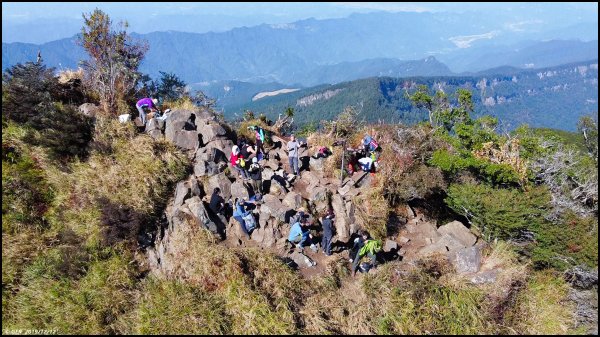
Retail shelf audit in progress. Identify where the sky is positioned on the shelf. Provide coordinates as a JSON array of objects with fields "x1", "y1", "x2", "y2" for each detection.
[{"x1": 2, "y1": 2, "x2": 598, "y2": 44}]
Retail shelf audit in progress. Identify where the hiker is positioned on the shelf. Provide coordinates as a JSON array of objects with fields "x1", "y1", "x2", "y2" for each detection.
[
  {"x1": 321, "y1": 211, "x2": 334, "y2": 256},
  {"x1": 250, "y1": 125, "x2": 266, "y2": 156},
  {"x1": 287, "y1": 134, "x2": 300, "y2": 175},
  {"x1": 358, "y1": 156, "x2": 374, "y2": 172},
  {"x1": 209, "y1": 187, "x2": 226, "y2": 215},
  {"x1": 314, "y1": 146, "x2": 332, "y2": 159},
  {"x1": 351, "y1": 231, "x2": 381, "y2": 277},
  {"x1": 248, "y1": 157, "x2": 263, "y2": 196},
  {"x1": 238, "y1": 136, "x2": 256, "y2": 160},
  {"x1": 290, "y1": 210, "x2": 306, "y2": 225},
  {"x1": 346, "y1": 149, "x2": 359, "y2": 175},
  {"x1": 288, "y1": 218, "x2": 312, "y2": 251},
  {"x1": 230, "y1": 145, "x2": 250, "y2": 180},
  {"x1": 232, "y1": 198, "x2": 256, "y2": 239},
  {"x1": 362, "y1": 133, "x2": 380, "y2": 153},
  {"x1": 135, "y1": 97, "x2": 158, "y2": 126}
]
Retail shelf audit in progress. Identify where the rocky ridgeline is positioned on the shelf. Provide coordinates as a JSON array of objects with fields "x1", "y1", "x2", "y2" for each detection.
[{"x1": 144, "y1": 109, "x2": 492, "y2": 280}]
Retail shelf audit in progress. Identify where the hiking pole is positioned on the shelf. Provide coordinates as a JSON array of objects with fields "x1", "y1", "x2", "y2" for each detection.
[{"x1": 340, "y1": 140, "x2": 345, "y2": 185}]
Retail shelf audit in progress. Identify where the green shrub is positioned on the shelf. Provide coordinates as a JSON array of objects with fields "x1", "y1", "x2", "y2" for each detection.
[
  {"x1": 430, "y1": 149, "x2": 521, "y2": 186},
  {"x1": 445, "y1": 183, "x2": 550, "y2": 241},
  {"x1": 2, "y1": 62, "x2": 57, "y2": 124},
  {"x1": 531, "y1": 212, "x2": 598, "y2": 270},
  {"x1": 2, "y1": 137, "x2": 54, "y2": 233}
]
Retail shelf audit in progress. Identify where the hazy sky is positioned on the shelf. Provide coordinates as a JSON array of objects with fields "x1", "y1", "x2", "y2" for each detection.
[{"x1": 3, "y1": 2, "x2": 597, "y2": 44}]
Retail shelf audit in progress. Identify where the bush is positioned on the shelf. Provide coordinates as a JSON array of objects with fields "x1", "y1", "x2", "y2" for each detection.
[
  {"x1": 2, "y1": 62, "x2": 57, "y2": 124},
  {"x1": 383, "y1": 163, "x2": 446, "y2": 204},
  {"x1": 531, "y1": 212, "x2": 598, "y2": 270},
  {"x1": 445, "y1": 183, "x2": 550, "y2": 241},
  {"x1": 99, "y1": 197, "x2": 146, "y2": 247},
  {"x1": 430, "y1": 149, "x2": 522, "y2": 186},
  {"x1": 2, "y1": 134, "x2": 54, "y2": 233},
  {"x1": 26, "y1": 103, "x2": 94, "y2": 160}
]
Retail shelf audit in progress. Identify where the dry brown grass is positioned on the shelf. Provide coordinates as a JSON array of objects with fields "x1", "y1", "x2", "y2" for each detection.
[
  {"x1": 57, "y1": 68, "x2": 84, "y2": 84},
  {"x1": 511, "y1": 270, "x2": 577, "y2": 334},
  {"x1": 71, "y1": 118, "x2": 189, "y2": 215},
  {"x1": 162, "y1": 97, "x2": 199, "y2": 111}
]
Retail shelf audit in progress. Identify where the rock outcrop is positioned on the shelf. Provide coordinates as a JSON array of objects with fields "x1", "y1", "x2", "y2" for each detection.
[{"x1": 145, "y1": 108, "x2": 485, "y2": 278}]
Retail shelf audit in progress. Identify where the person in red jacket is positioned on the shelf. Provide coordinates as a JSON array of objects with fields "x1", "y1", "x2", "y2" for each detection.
[{"x1": 230, "y1": 145, "x2": 250, "y2": 180}]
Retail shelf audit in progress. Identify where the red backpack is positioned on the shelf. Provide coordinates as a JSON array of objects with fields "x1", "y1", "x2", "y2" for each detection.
[{"x1": 369, "y1": 139, "x2": 379, "y2": 151}]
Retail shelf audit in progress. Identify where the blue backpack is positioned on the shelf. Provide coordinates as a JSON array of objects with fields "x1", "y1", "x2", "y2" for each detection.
[{"x1": 243, "y1": 212, "x2": 256, "y2": 232}]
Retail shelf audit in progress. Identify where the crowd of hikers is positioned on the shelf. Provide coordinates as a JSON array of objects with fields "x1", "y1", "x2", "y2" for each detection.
[
  {"x1": 224, "y1": 123, "x2": 384, "y2": 274},
  {"x1": 131, "y1": 96, "x2": 384, "y2": 275},
  {"x1": 346, "y1": 133, "x2": 382, "y2": 174}
]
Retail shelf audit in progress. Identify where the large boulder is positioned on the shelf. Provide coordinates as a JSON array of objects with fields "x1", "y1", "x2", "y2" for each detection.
[
  {"x1": 418, "y1": 233, "x2": 465, "y2": 257},
  {"x1": 231, "y1": 180, "x2": 249, "y2": 200},
  {"x1": 171, "y1": 130, "x2": 199, "y2": 151},
  {"x1": 251, "y1": 218, "x2": 282, "y2": 248},
  {"x1": 194, "y1": 107, "x2": 217, "y2": 121},
  {"x1": 309, "y1": 157, "x2": 324, "y2": 172},
  {"x1": 184, "y1": 196, "x2": 219, "y2": 236},
  {"x1": 145, "y1": 117, "x2": 160, "y2": 132},
  {"x1": 331, "y1": 194, "x2": 351, "y2": 243},
  {"x1": 260, "y1": 195, "x2": 288, "y2": 222},
  {"x1": 197, "y1": 120, "x2": 227, "y2": 144},
  {"x1": 300, "y1": 171, "x2": 321, "y2": 188},
  {"x1": 195, "y1": 146, "x2": 215, "y2": 163},
  {"x1": 204, "y1": 139, "x2": 235, "y2": 161},
  {"x1": 282, "y1": 191, "x2": 303, "y2": 210},
  {"x1": 437, "y1": 221, "x2": 477, "y2": 247},
  {"x1": 450, "y1": 246, "x2": 482, "y2": 274},
  {"x1": 207, "y1": 173, "x2": 232, "y2": 200},
  {"x1": 164, "y1": 110, "x2": 199, "y2": 150},
  {"x1": 194, "y1": 160, "x2": 222, "y2": 177},
  {"x1": 173, "y1": 177, "x2": 203, "y2": 208}
]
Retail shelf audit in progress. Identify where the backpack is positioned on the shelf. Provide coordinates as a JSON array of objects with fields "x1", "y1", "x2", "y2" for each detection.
[
  {"x1": 359, "y1": 239, "x2": 382, "y2": 257},
  {"x1": 369, "y1": 138, "x2": 379, "y2": 152},
  {"x1": 242, "y1": 212, "x2": 256, "y2": 232},
  {"x1": 249, "y1": 163, "x2": 260, "y2": 173}
]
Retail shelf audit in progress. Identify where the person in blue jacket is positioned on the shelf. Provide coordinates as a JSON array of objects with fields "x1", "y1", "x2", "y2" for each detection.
[
  {"x1": 232, "y1": 198, "x2": 255, "y2": 239},
  {"x1": 288, "y1": 218, "x2": 312, "y2": 250}
]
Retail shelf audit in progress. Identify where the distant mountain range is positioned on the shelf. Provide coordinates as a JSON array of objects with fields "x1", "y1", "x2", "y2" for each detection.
[
  {"x1": 230, "y1": 60, "x2": 598, "y2": 132},
  {"x1": 3, "y1": 11, "x2": 597, "y2": 86}
]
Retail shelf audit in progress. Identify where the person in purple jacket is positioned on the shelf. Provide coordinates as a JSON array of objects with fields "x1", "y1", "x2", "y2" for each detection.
[{"x1": 135, "y1": 97, "x2": 158, "y2": 125}]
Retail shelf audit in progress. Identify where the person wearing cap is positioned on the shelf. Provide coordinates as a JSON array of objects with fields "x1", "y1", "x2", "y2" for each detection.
[
  {"x1": 230, "y1": 145, "x2": 249, "y2": 180},
  {"x1": 135, "y1": 97, "x2": 158, "y2": 125},
  {"x1": 248, "y1": 157, "x2": 262, "y2": 196}
]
